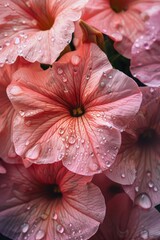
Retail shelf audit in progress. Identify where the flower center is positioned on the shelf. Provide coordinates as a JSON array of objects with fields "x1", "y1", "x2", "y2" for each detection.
[
  {"x1": 44, "y1": 184, "x2": 62, "y2": 199},
  {"x1": 138, "y1": 128, "x2": 158, "y2": 146},
  {"x1": 109, "y1": 0, "x2": 128, "y2": 13},
  {"x1": 70, "y1": 106, "x2": 85, "y2": 117}
]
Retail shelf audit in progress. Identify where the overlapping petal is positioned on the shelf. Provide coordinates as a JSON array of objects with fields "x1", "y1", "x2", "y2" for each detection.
[
  {"x1": 0, "y1": 58, "x2": 32, "y2": 163},
  {"x1": 106, "y1": 87, "x2": 160, "y2": 207},
  {"x1": 0, "y1": 162, "x2": 105, "y2": 240},
  {"x1": 130, "y1": 10, "x2": 160, "y2": 86},
  {"x1": 7, "y1": 43, "x2": 142, "y2": 175},
  {"x1": 90, "y1": 193, "x2": 160, "y2": 240},
  {"x1": 0, "y1": 0, "x2": 88, "y2": 65},
  {"x1": 79, "y1": 0, "x2": 160, "y2": 58}
]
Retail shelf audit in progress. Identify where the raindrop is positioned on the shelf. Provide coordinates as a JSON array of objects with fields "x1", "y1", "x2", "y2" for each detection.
[
  {"x1": 68, "y1": 136, "x2": 76, "y2": 145},
  {"x1": 10, "y1": 86, "x2": 23, "y2": 96},
  {"x1": 35, "y1": 230, "x2": 45, "y2": 240},
  {"x1": 81, "y1": 139, "x2": 85, "y2": 144},
  {"x1": 148, "y1": 181, "x2": 154, "y2": 188},
  {"x1": 52, "y1": 212, "x2": 58, "y2": 220},
  {"x1": 14, "y1": 37, "x2": 20, "y2": 45},
  {"x1": 59, "y1": 128, "x2": 65, "y2": 135},
  {"x1": 0, "y1": 46, "x2": 2, "y2": 51},
  {"x1": 150, "y1": 88, "x2": 155, "y2": 93},
  {"x1": 57, "y1": 68, "x2": 63, "y2": 75},
  {"x1": 140, "y1": 230, "x2": 149, "y2": 239},
  {"x1": 57, "y1": 153, "x2": 64, "y2": 161},
  {"x1": 71, "y1": 55, "x2": 81, "y2": 65},
  {"x1": 121, "y1": 173, "x2": 125, "y2": 178},
  {"x1": 38, "y1": 36, "x2": 42, "y2": 41},
  {"x1": 25, "y1": 143, "x2": 41, "y2": 160},
  {"x1": 40, "y1": 213, "x2": 48, "y2": 220},
  {"x1": 106, "y1": 161, "x2": 111, "y2": 168},
  {"x1": 56, "y1": 224, "x2": 64, "y2": 234},
  {"x1": 135, "y1": 193, "x2": 152, "y2": 209},
  {"x1": 4, "y1": 3, "x2": 9, "y2": 7},
  {"x1": 5, "y1": 41, "x2": 10, "y2": 46},
  {"x1": 21, "y1": 223, "x2": 29, "y2": 233},
  {"x1": 135, "y1": 186, "x2": 139, "y2": 192},
  {"x1": 62, "y1": 76, "x2": 67, "y2": 83},
  {"x1": 32, "y1": 19, "x2": 38, "y2": 26},
  {"x1": 99, "y1": 81, "x2": 106, "y2": 88},
  {"x1": 153, "y1": 186, "x2": 158, "y2": 192},
  {"x1": 89, "y1": 162, "x2": 99, "y2": 171}
]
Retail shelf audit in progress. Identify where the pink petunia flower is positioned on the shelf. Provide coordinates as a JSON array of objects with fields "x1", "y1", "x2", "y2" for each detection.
[
  {"x1": 90, "y1": 192, "x2": 160, "y2": 240},
  {"x1": 7, "y1": 43, "x2": 142, "y2": 175},
  {"x1": 0, "y1": 0, "x2": 88, "y2": 65},
  {"x1": 106, "y1": 87, "x2": 160, "y2": 207},
  {"x1": 130, "y1": 9, "x2": 160, "y2": 87},
  {"x1": 0, "y1": 58, "x2": 33, "y2": 164},
  {"x1": 78, "y1": 0, "x2": 160, "y2": 58},
  {"x1": 0, "y1": 161, "x2": 105, "y2": 240}
]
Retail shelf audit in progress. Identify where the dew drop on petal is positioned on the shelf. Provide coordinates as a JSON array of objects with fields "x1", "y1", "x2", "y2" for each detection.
[
  {"x1": 57, "y1": 68, "x2": 63, "y2": 75},
  {"x1": 14, "y1": 37, "x2": 20, "y2": 45},
  {"x1": 121, "y1": 173, "x2": 125, "y2": 178},
  {"x1": 140, "y1": 230, "x2": 149, "y2": 239},
  {"x1": 148, "y1": 181, "x2": 154, "y2": 188},
  {"x1": 135, "y1": 193, "x2": 152, "y2": 209},
  {"x1": 35, "y1": 230, "x2": 45, "y2": 240},
  {"x1": 56, "y1": 224, "x2": 64, "y2": 234},
  {"x1": 59, "y1": 128, "x2": 65, "y2": 135},
  {"x1": 57, "y1": 153, "x2": 64, "y2": 161},
  {"x1": 68, "y1": 136, "x2": 76, "y2": 145},
  {"x1": 52, "y1": 212, "x2": 58, "y2": 220},
  {"x1": 21, "y1": 223, "x2": 29, "y2": 233},
  {"x1": 25, "y1": 143, "x2": 41, "y2": 160},
  {"x1": 89, "y1": 162, "x2": 99, "y2": 171},
  {"x1": 71, "y1": 55, "x2": 81, "y2": 65},
  {"x1": 10, "y1": 86, "x2": 23, "y2": 96}
]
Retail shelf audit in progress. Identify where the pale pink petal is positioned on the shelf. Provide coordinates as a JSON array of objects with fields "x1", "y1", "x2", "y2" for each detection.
[
  {"x1": 7, "y1": 43, "x2": 141, "y2": 175},
  {"x1": 0, "y1": 162, "x2": 105, "y2": 240},
  {"x1": 130, "y1": 10, "x2": 160, "y2": 86},
  {"x1": 79, "y1": 0, "x2": 160, "y2": 58},
  {"x1": 0, "y1": 0, "x2": 88, "y2": 64},
  {"x1": 0, "y1": 59, "x2": 31, "y2": 163}
]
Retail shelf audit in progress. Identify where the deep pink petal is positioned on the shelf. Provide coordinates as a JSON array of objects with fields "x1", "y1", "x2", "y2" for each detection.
[{"x1": 0, "y1": 162, "x2": 105, "y2": 240}]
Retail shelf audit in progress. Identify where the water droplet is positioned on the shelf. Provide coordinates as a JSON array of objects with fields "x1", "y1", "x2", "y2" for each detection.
[
  {"x1": 153, "y1": 186, "x2": 158, "y2": 192},
  {"x1": 150, "y1": 88, "x2": 155, "y2": 93},
  {"x1": 57, "y1": 153, "x2": 64, "y2": 161},
  {"x1": 21, "y1": 223, "x2": 29, "y2": 233},
  {"x1": 135, "y1": 193, "x2": 152, "y2": 209},
  {"x1": 121, "y1": 173, "x2": 125, "y2": 178},
  {"x1": 38, "y1": 36, "x2": 42, "y2": 41},
  {"x1": 68, "y1": 136, "x2": 76, "y2": 145},
  {"x1": 135, "y1": 186, "x2": 139, "y2": 192},
  {"x1": 35, "y1": 230, "x2": 45, "y2": 240},
  {"x1": 10, "y1": 86, "x2": 23, "y2": 96},
  {"x1": 106, "y1": 161, "x2": 111, "y2": 168},
  {"x1": 52, "y1": 212, "x2": 58, "y2": 220},
  {"x1": 71, "y1": 55, "x2": 81, "y2": 65},
  {"x1": 89, "y1": 162, "x2": 99, "y2": 171},
  {"x1": 32, "y1": 19, "x2": 38, "y2": 26},
  {"x1": 148, "y1": 181, "x2": 154, "y2": 188},
  {"x1": 0, "y1": 46, "x2": 2, "y2": 51},
  {"x1": 25, "y1": 143, "x2": 41, "y2": 160},
  {"x1": 14, "y1": 37, "x2": 20, "y2": 45},
  {"x1": 140, "y1": 230, "x2": 149, "y2": 239},
  {"x1": 40, "y1": 213, "x2": 48, "y2": 220},
  {"x1": 57, "y1": 68, "x2": 63, "y2": 75},
  {"x1": 59, "y1": 128, "x2": 65, "y2": 135},
  {"x1": 56, "y1": 224, "x2": 64, "y2": 234},
  {"x1": 62, "y1": 76, "x2": 67, "y2": 83},
  {"x1": 4, "y1": 3, "x2": 9, "y2": 7},
  {"x1": 99, "y1": 81, "x2": 106, "y2": 88}
]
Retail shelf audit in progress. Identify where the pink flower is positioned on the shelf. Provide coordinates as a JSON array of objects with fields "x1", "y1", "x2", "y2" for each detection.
[
  {"x1": 90, "y1": 192, "x2": 160, "y2": 240},
  {"x1": 0, "y1": 161, "x2": 105, "y2": 240},
  {"x1": 7, "y1": 43, "x2": 142, "y2": 175},
  {"x1": 79, "y1": 0, "x2": 160, "y2": 58},
  {"x1": 106, "y1": 87, "x2": 160, "y2": 207},
  {"x1": 0, "y1": 58, "x2": 32, "y2": 164},
  {"x1": 130, "y1": 9, "x2": 160, "y2": 87},
  {"x1": 0, "y1": 0, "x2": 88, "y2": 65}
]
